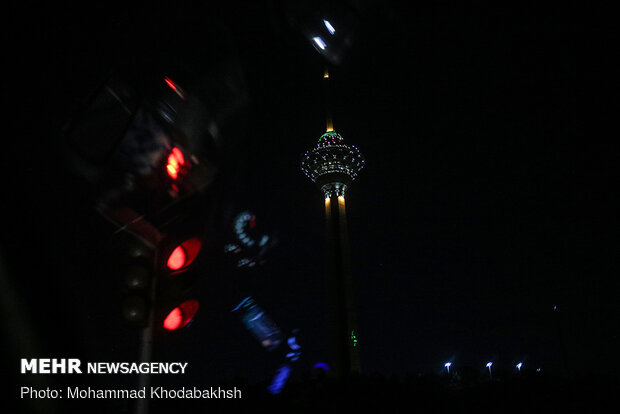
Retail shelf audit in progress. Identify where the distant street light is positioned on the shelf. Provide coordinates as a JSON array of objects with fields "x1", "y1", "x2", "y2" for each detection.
[
  {"x1": 444, "y1": 362, "x2": 452, "y2": 374},
  {"x1": 486, "y1": 362, "x2": 493, "y2": 379},
  {"x1": 516, "y1": 362, "x2": 523, "y2": 372}
]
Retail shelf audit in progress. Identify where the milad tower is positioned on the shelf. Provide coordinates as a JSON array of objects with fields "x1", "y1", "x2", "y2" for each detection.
[{"x1": 300, "y1": 68, "x2": 365, "y2": 378}]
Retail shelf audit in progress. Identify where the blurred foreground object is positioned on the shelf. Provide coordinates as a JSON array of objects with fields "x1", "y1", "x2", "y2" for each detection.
[{"x1": 61, "y1": 69, "x2": 224, "y2": 335}]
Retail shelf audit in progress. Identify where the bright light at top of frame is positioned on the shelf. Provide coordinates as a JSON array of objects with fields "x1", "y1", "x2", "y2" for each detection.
[
  {"x1": 323, "y1": 19, "x2": 335, "y2": 35},
  {"x1": 312, "y1": 36, "x2": 327, "y2": 50}
]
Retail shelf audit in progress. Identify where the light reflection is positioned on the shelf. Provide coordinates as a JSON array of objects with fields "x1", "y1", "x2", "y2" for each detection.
[
  {"x1": 312, "y1": 36, "x2": 327, "y2": 50},
  {"x1": 323, "y1": 19, "x2": 335, "y2": 35}
]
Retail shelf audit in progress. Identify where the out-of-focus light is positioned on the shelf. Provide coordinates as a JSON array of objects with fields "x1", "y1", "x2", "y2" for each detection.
[
  {"x1": 164, "y1": 77, "x2": 177, "y2": 91},
  {"x1": 232, "y1": 296, "x2": 251, "y2": 312},
  {"x1": 166, "y1": 147, "x2": 185, "y2": 180},
  {"x1": 350, "y1": 330, "x2": 358, "y2": 347},
  {"x1": 163, "y1": 76, "x2": 186, "y2": 99},
  {"x1": 268, "y1": 365, "x2": 291, "y2": 395},
  {"x1": 288, "y1": 336, "x2": 301, "y2": 351},
  {"x1": 286, "y1": 351, "x2": 301, "y2": 362},
  {"x1": 167, "y1": 246, "x2": 186, "y2": 270},
  {"x1": 234, "y1": 297, "x2": 283, "y2": 351},
  {"x1": 224, "y1": 243, "x2": 238, "y2": 253},
  {"x1": 516, "y1": 362, "x2": 523, "y2": 371},
  {"x1": 313, "y1": 36, "x2": 327, "y2": 50},
  {"x1": 313, "y1": 362, "x2": 330, "y2": 372},
  {"x1": 323, "y1": 19, "x2": 335, "y2": 35},
  {"x1": 163, "y1": 300, "x2": 199, "y2": 330},
  {"x1": 445, "y1": 362, "x2": 452, "y2": 367},
  {"x1": 486, "y1": 362, "x2": 493, "y2": 368},
  {"x1": 313, "y1": 362, "x2": 330, "y2": 371},
  {"x1": 166, "y1": 238, "x2": 201, "y2": 271},
  {"x1": 163, "y1": 307, "x2": 182, "y2": 330}
]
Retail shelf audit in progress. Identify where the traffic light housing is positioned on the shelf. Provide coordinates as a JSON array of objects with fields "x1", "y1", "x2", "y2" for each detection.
[
  {"x1": 120, "y1": 241, "x2": 155, "y2": 328},
  {"x1": 61, "y1": 70, "x2": 222, "y2": 333},
  {"x1": 119, "y1": 233, "x2": 206, "y2": 332}
]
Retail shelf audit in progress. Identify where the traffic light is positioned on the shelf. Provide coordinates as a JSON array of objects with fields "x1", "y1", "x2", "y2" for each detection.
[
  {"x1": 162, "y1": 300, "x2": 199, "y2": 331},
  {"x1": 60, "y1": 63, "x2": 231, "y2": 339},
  {"x1": 59, "y1": 72, "x2": 221, "y2": 333},
  {"x1": 154, "y1": 235, "x2": 204, "y2": 332},
  {"x1": 119, "y1": 233, "x2": 205, "y2": 332}
]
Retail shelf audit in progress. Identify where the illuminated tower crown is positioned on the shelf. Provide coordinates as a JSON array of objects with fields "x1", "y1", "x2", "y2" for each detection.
[{"x1": 300, "y1": 130, "x2": 365, "y2": 198}]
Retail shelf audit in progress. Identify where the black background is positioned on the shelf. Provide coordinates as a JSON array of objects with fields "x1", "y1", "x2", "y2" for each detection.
[{"x1": 3, "y1": 1, "x2": 617, "y2": 412}]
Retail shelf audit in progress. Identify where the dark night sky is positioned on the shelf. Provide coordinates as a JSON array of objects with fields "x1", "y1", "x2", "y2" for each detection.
[{"x1": 3, "y1": 0, "x2": 617, "y2": 397}]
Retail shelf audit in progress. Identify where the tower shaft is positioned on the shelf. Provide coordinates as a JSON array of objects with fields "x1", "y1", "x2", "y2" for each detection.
[{"x1": 325, "y1": 195, "x2": 361, "y2": 378}]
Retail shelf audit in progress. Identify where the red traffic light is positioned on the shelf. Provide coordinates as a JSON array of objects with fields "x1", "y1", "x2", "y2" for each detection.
[
  {"x1": 162, "y1": 299, "x2": 199, "y2": 330},
  {"x1": 165, "y1": 237, "x2": 202, "y2": 271},
  {"x1": 167, "y1": 245, "x2": 186, "y2": 270}
]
